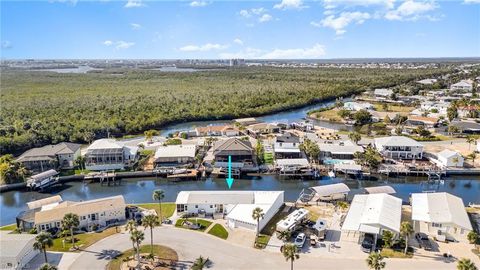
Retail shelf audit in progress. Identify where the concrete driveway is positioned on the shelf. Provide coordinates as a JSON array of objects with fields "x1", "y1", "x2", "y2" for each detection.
[{"x1": 65, "y1": 226, "x2": 467, "y2": 270}]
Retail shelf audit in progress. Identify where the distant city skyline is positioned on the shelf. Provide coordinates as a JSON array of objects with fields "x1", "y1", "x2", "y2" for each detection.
[{"x1": 1, "y1": 0, "x2": 479, "y2": 59}]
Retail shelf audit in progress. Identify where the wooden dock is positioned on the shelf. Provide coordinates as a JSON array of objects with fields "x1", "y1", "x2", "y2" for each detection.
[
  {"x1": 167, "y1": 169, "x2": 199, "y2": 180},
  {"x1": 83, "y1": 171, "x2": 119, "y2": 186}
]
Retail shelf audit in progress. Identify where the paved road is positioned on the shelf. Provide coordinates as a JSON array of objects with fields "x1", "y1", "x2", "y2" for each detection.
[{"x1": 69, "y1": 226, "x2": 459, "y2": 270}]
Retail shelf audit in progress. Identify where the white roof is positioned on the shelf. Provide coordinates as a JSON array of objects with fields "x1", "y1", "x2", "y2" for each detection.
[
  {"x1": 364, "y1": 186, "x2": 396, "y2": 194},
  {"x1": 342, "y1": 194, "x2": 402, "y2": 234},
  {"x1": 276, "y1": 158, "x2": 309, "y2": 167},
  {"x1": 334, "y1": 163, "x2": 362, "y2": 171},
  {"x1": 411, "y1": 192, "x2": 472, "y2": 230},
  {"x1": 452, "y1": 81, "x2": 472, "y2": 87},
  {"x1": 374, "y1": 88, "x2": 393, "y2": 96},
  {"x1": 0, "y1": 231, "x2": 37, "y2": 259},
  {"x1": 320, "y1": 144, "x2": 364, "y2": 155},
  {"x1": 87, "y1": 138, "x2": 123, "y2": 150},
  {"x1": 374, "y1": 136, "x2": 423, "y2": 148},
  {"x1": 154, "y1": 145, "x2": 196, "y2": 159},
  {"x1": 437, "y1": 149, "x2": 461, "y2": 159},
  {"x1": 310, "y1": 183, "x2": 350, "y2": 197},
  {"x1": 274, "y1": 148, "x2": 300, "y2": 153},
  {"x1": 27, "y1": 195, "x2": 63, "y2": 210},
  {"x1": 175, "y1": 190, "x2": 283, "y2": 205}
]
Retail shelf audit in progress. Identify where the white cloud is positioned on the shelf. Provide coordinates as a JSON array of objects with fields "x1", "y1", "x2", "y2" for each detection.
[
  {"x1": 385, "y1": 0, "x2": 437, "y2": 21},
  {"x1": 274, "y1": 0, "x2": 307, "y2": 10},
  {"x1": 315, "y1": 11, "x2": 371, "y2": 35},
  {"x1": 190, "y1": 1, "x2": 209, "y2": 7},
  {"x1": 103, "y1": 40, "x2": 135, "y2": 49},
  {"x1": 464, "y1": 0, "x2": 480, "y2": 3},
  {"x1": 219, "y1": 44, "x2": 326, "y2": 59},
  {"x1": 239, "y1": 9, "x2": 251, "y2": 18},
  {"x1": 323, "y1": 0, "x2": 395, "y2": 9},
  {"x1": 48, "y1": 0, "x2": 78, "y2": 6},
  {"x1": 124, "y1": 0, "x2": 144, "y2": 8},
  {"x1": 233, "y1": 38, "x2": 244, "y2": 45},
  {"x1": 1, "y1": 40, "x2": 12, "y2": 49},
  {"x1": 179, "y1": 43, "x2": 229, "y2": 52},
  {"x1": 130, "y1": 23, "x2": 141, "y2": 30},
  {"x1": 259, "y1": 14, "x2": 273, "y2": 23},
  {"x1": 251, "y1": 8, "x2": 266, "y2": 14}
]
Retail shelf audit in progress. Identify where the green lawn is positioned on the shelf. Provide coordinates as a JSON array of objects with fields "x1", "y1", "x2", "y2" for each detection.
[
  {"x1": 380, "y1": 248, "x2": 413, "y2": 258},
  {"x1": 372, "y1": 103, "x2": 415, "y2": 113},
  {"x1": 175, "y1": 218, "x2": 212, "y2": 232},
  {"x1": 47, "y1": 227, "x2": 119, "y2": 252},
  {"x1": 255, "y1": 234, "x2": 271, "y2": 249},
  {"x1": 106, "y1": 245, "x2": 178, "y2": 270},
  {"x1": 207, "y1": 224, "x2": 229, "y2": 240},
  {"x1": 132, "y1": 203, "x2": 176, "y2": 219},
  {"x1": 0, "y1": 224, "x2": 17, "y2": 231},
  {"x1": 310, "y1": 108, "x2": 344, "y2": 122}
]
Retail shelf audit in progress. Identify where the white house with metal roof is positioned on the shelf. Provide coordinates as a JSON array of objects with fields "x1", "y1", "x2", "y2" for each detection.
[
  {"x1": 450, "y1": 80, "x2": 473, "y2": 91},
  {"x1": 175, "y1": 190, "x2": 284, "y2": 231},
  {"x1": 85, "y1": 139, "x2": 139, "y2": 171},
  {"x1": 434, "y1": 149, "x2": 464, "y2": 168},
  {"x1": 342, "y1": 194, "x2": 402, "y2": 242},
  {"x1": 411, "y1": 192, "x2": 473, "y2": 242},
  {"x1": 0, "y1": 231, "x2": 39, "y2": 270},
  {"x1": 154, "y1": 145, "x2": 196, "y2": 167},
  {"x1": 374, "y1": 136, "x2": 424, "y2": 159}
]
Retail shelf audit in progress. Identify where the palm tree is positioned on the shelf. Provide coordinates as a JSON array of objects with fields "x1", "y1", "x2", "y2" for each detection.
[
  {"x1": 39, "y1": 264, "x2": 58, "y2": 270},
  {"x1": 382, "y1": 230, "x2": 394, "y2": 248},
  {"x1": 191, "y1": 256, "x2": 210, "y2": 270},
  {"x1": 457, "y1": 258, "x2": 477, "y2": 270},
  {"x1": 348, "y1": 132, "x2": 362, "y2": 145},
  {"x1": 278, "y1": 230, "x2": 291, "y2": 242},
  {"x1": 337, "y1": 201, "x2": 349, "y2": 212},
  {"x1": 130, "y1": 228, "x2": 145, "y2": 269},
  {"x1": 141, "y1": 214, "x2": 160, "y2": 255},
  {"x1": 33, "y1": 232, "x2": 53, "y2": 263},
  {"x1": 152, "y1": 189, "x2": 165, "y2": 221},
  {"x1": 400, "y1": 221, "x2": 414, "y2": 254},
  {"x1": 62, "y1": 213, "x2": 80, "y2": 249},
  {"x1": 466, "y1": 136, "x2": 476, "y2": 150},
  {"x1": 144, "y1": 130, "x2": 159, "y2": 143},
  {"x1": 252, "y1": 207, "x2": 264, "y2": 239},
  {"x1": 366, "y1": 252, "x2": 386, "y2": 270},
  {"x1": 468, "y1": 152, "x2": 477, "y2": 167},
  {"x1": 282, "y1": 243, "x2": 300, "y2": 270}
]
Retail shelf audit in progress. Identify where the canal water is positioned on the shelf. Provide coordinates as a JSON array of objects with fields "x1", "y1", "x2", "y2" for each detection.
[{"x1": 1, "y1": 101, "x2": 479, "y2": 225}]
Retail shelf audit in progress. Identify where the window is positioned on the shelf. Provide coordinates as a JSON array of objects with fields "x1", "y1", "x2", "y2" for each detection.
[
  {"x1": 432, "y1": 223, "x2": 442, "y2": 228},
  {"x1": 210, "y1": 205, "x2": 213, "y2": 208},
  {"x1": 41, "y1": 224, "x2": 45, "y2": 230},
  {"x1": 195, "y1": 205, "x2": 198, "y2": 208}
]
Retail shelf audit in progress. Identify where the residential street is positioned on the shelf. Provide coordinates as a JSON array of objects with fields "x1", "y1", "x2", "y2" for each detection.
[{"x1": 64, "y1": 226, "x2": 466, "y2": 270}]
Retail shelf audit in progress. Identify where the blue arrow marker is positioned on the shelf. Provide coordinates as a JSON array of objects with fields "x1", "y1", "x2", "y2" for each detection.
[{"x1": 226, "y1": 155, "x2": 234, "y2": 189}]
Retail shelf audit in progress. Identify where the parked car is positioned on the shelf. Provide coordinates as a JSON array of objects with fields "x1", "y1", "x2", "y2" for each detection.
[
  {"x1": 361, "y1": 233, "x2": 375, "y2": 253},
  {"x1": 415, "y1": 232, "x2": 433, "y2": 251},
  {"x1": 294, "y1": 233, "x2": 306, "y2": 248}
]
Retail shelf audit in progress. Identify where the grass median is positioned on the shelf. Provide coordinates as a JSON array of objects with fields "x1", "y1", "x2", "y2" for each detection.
[{"x1": 207, "y1": 224, "x2": 229, "y2": 240}]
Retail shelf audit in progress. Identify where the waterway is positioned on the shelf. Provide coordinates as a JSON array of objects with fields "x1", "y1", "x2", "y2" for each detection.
[{"x1": 1, "y1": 100, "x2": 479, "y2": 225}]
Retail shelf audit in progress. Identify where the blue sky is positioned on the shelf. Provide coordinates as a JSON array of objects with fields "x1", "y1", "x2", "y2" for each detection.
[{"x1": 1, "y1": 0, "x2": 479, "y2": 59}]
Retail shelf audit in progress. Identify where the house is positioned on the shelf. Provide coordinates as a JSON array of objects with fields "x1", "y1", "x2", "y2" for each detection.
[
  {"x1": 343, "y1": 102, "x2": 374, "y2": 112},
  {"x1": 458, "y1": 106, "x2": 479, "y2": 118},
  {"x1": 154, "y1": 145, "x2": 196, "y2": 167},
  {"x1": 374, "y1": 88, "x2": 393, "y2": 99},
  {"x1": 274, "y1": 133, "x2": 302, "y2": 159},
  {"x1": 449, "y1": 120, "x2": 480, "y2": 134},
  {"x1": 374, "y1": 136, "x2": 424, "y2": 159},
  {"x1": 234, "y1": 117, "x2": 258, "y2": 126},
  {"x1": 246, "y1": 123, "x2": 280, "y2": 136},
  {"x1": 175, "y1": 190, "x2": 284, "y2": 231},
  {"x1": 299, "y1": 183, "x2": 350, "y2": 203},
  {"x1": 419, "y1": 101, "x2": 450, "y2": 116},
  {"x1": 16, "y1": 142, "x2": 81, "y2": 173},
  {"x1": 450, "y1": 80, "x2": 473, "y2": 91},
  {"x1": 16, "y1": 196, "x2": 64, "y2": 232},
  {"x1": 435, "y1": 149, "x2": 464, "y2": 168},
  {"x1": 0, "y1": 232, "x2": 39, "y2": 270},
  {"x1": 195, "y1": 125, "x2": 239, "y2": 137},
  {"x1": 405, "y1": 115, "x2": 440, "y2": 128},
  {"x1": 34, "y1": 195, "x2": 126, "y2": 232},
  {"x1": 417, "y1": 78, "x2": 437, "y2": 85},
  {"x1": 85, "y1": 139, "x2": 139, "y2": 171},
  {"x1": 212, "y1": 138, "x2": 255, "y2": 169},
  {"x1": 411, "y1": 192, "x2": 473, "y2": 242},
  {"x1": 318, "y1": 142, "x2": 364, "y2": 161},
  {"x1": 341, "y1": 194, "x2": 402, "y2": 244}
]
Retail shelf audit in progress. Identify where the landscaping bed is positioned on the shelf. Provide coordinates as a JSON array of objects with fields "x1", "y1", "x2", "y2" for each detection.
[
  {"x1": 107, "y1": 245, "x2": 178, "y2": 270},
  {"x1": 133, "y1": 203, "x2": 176, "y2": 219},
  {"x1": 175, "y1": 218, "x2": 212, "y2": 232},
  {"x1": 380, "y1": 247, "x2": 414, "y2": 258}
]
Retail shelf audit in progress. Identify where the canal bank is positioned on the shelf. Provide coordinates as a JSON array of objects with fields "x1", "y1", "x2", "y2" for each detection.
[{"x1": 1, "y1": 175, "x2": 479, "y2": 226}]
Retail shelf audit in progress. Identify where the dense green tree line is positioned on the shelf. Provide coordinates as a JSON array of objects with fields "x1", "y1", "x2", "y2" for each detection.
[{"x1": 0, "y1": 67, "x2": 449, "y2": 155}]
